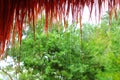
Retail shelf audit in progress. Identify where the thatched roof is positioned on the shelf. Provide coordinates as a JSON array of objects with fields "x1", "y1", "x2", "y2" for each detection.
[{"x1": 0, "y1": 0, "x2": 119, "y2": 55}]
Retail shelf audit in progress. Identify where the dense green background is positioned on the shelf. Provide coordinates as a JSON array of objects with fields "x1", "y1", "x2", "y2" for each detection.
[{"x1": 7, "y1": 13, "x2": 120, "y2": 80}]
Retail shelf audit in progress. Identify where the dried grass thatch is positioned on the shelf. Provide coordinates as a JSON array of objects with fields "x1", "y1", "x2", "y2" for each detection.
[{"x1": 0, "y1": 0, "x2": 119, "y2": 56}]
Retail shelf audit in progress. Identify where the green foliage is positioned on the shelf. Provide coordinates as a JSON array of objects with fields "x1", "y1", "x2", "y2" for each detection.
[{"x1": 8, "y1": 12, "x2": 120, "y2": 80}]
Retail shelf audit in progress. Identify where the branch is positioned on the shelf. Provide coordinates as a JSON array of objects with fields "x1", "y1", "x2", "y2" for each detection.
[{"x1": 1, "y1": 69, "x2": 13, "y2": 80}]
